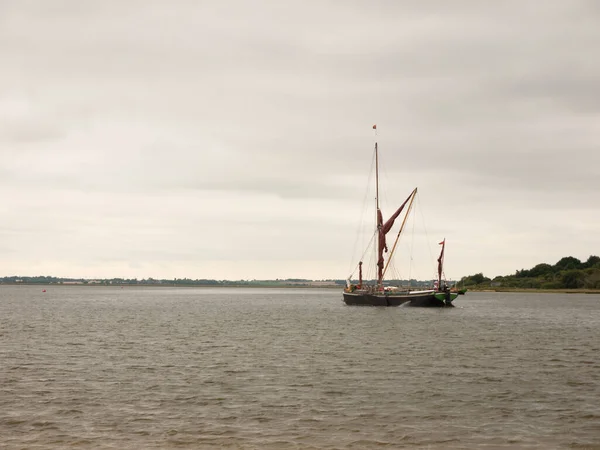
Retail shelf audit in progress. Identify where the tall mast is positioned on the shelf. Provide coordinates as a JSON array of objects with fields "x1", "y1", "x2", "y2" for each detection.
[
  {"x1": 375, "y1": 141, "x2": 379, "y2": 213},
  {"x1": 374, "y1": 126, "x2": 383, "y2": 289},
  {"x1": 373, "y1": 124, "x2": 379, "y2": 212},
  {"x1": 375, "y1": 141, "x2": 381, "y2": 289},
  {"x1": 372, "y1": 125, "x2": 414, "y2": 290}
]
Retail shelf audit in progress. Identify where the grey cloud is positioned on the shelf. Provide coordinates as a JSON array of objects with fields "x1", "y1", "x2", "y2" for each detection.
[{"x1": 1, "y1": 0, "x2": 599, "y2": 279}]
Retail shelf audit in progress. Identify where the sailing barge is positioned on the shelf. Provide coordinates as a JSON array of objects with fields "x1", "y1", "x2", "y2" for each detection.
[{"x1": 342, "y1": 128, "x2": 457, "y2": 307}]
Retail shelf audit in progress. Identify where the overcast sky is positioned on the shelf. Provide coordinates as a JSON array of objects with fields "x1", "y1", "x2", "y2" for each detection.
[{"x1": 1, "y1": 0, "x2": 599, "y2": 281}]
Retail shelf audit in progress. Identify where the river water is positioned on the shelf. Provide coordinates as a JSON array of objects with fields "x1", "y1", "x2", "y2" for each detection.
[{"x1": 1, "y1": 286, "x2": 599, "y2": 449}]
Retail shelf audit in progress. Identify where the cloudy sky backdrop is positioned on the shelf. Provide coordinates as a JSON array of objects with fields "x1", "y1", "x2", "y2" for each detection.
[{"x1": 1, "y1": 0, "x2": 599, "y2": 281}]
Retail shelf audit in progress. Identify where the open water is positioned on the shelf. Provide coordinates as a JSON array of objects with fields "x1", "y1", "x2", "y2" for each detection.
[{"x1": 1, "y1": 286, "x2": 599, "y2": 449}]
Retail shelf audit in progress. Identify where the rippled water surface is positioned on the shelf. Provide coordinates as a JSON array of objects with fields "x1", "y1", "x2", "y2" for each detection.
[{"x1": 1, "y1": 286, "x2": 599, "y2": 449}]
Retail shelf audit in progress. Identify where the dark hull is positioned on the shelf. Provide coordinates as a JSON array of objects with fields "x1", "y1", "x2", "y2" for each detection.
[
  {"x1": 410, "y1": 293, "x2": 455, "y2": 307},
  {"x1": 343, "y1": 291, "x2": 452, "y2": 307}
]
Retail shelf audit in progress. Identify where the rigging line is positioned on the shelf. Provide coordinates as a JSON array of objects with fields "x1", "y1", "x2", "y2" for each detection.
[
  {"x1": 376, "y1": 146, "x2": 393, "y2": 218},
  {"x1": 387, "y1": 258, "x2": 402, "y2": 285},
  {"x1": 408, "y1": 199, "x2": 416, "y2": 290},
  {"x1": 370, "y1": 223, "x2": 379, "y2": 282},
  {"x1": 369, "y1": 230, "x2": 378, "y2": 282},
  {"x1": 382, "y1": 188, "x2": 417, "y2": 279},
  {"x1": 348, "y1": 230, "x2": 377, "y2": 279},
  {"x1": 360, "y1": 242, "x2": 375, "y2": 283},
  {"x1": 415, "y1": 192, "x2": 437, "y2": 281},
  {"x1": 368, "y1": 257, "x2": 376, "y2": 283},
  {"x1": 347, "y1": 147, "x2": 377, "y2": 277}
]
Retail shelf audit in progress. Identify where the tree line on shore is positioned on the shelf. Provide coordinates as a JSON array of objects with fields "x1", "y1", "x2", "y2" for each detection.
[
  {"x1": 2, "y1": 255, "x2": 599, "y2": 290},
  {"x1": 460, "y1": 255, "x2": 600, "y2": 289}
]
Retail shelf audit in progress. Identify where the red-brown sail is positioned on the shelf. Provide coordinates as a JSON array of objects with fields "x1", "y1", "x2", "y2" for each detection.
[{"x1": 376, "y1": 191, "x2": 415, "y2": 285}]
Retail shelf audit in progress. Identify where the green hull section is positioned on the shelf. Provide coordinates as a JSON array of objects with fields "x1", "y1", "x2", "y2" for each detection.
[{"x1": 434, "y1": 291, "x2": 459, "y2": 304}]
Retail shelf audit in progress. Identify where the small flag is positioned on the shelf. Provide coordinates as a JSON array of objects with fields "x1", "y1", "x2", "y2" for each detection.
[
  {"x1": 372, "y1": 124, "x2": 377, "y2": 129},
  {"x1": 439, "y1": 240, "x2": 445, "y2": 245}
]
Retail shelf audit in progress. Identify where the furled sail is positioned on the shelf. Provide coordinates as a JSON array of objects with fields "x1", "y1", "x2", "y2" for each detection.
[{"x1": 437, "y1": 239, "x2": 446, "y2": 287}]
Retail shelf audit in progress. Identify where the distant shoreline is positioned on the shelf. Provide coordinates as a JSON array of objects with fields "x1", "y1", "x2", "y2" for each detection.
[
  {"x1": 1, "y1": 283, "x2": 599, "y2": 294},
  {"x1": 0, "y1": 282, "x2": 341, "y2": 289}
]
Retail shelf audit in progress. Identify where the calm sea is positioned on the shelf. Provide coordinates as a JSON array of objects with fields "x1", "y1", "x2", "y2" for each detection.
[{"x1": 1, "y1": 286, "x2": 599, "y2": 449}]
